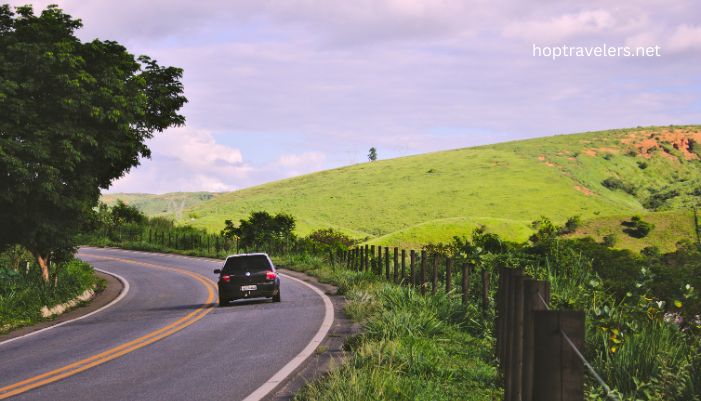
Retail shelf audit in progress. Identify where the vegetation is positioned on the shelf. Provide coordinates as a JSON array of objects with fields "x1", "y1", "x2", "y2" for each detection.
[
  {"x1": 368, "y1": 147, "x2": 378, "y2": 162},
  {"x1": 0, "y1": 248, "x2": 100, "y2": 334},
  {"x1": 0, "y1": 4, "x2": 187, "y2": 283},
  {"x1": 274, "y1": 255, "x2": 501, "y2": 401},
  {"x1": 101, "y1": 192, "x2": 219, "y2": 219},
  {"x1": 94, "y1": 207, "x2": 701, "y2": 400},
  {"x1": 106, "y1": 126, "x2": 701, "y2": 253}
]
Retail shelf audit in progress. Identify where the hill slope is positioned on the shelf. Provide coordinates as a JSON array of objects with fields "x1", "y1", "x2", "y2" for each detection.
[
  {"x1": 101, "y1": 192, "x2": 219, "y2": 220},
  {"x1": 176, "y1": 125, "x2": 701, "y2": 251}
]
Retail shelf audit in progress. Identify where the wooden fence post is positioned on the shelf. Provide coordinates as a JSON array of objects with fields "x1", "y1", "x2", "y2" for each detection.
[
  {"x1": 461, "y1": 262, "x2": 470, "y2": 305},
  {"x1": 410, "y1": 250, "x2": 416, "y2": 287},
  {"x1": 431, "y1": 253, "x2": 438, "y2": 295},
  {"x1": 420, "y1": 250, "x2": 427, "y2": 295},
  {"x1": 370, "y1": 245, "x2": 376, "y2": 273},
  {"x1": 532, "y1": 311, "x2": 585, "y2": 401},
  {"x1": 384, "y1": 247, "x2": 390, "y2": 281},
  {"x1": 445, "y1": 257, "x2": 452, "y2": 293},
  {"x1": 500, "y1": 269, "x2": 514, "y2": 394},
  {"x1": 364, "y1": 245, "x2": 369, "y2": 272},
  {"x1": 509, "y1": 274, "x2": 525, "y2": 401},
  {"x1": 393, "y1": 247, "x2": 399, "y2": 283},
  {"x1": 377, "y1": 246, "x2": 383, "y2": 276},
  {"x1": 481, "y1": 267, "x2": 490, "y2": 315},
  {"x1": 523, "y1": 280, "x2": 550, "y2": 401},
  {"x1": 401, "y1": 249, "x2": 406, "y2": 282}
]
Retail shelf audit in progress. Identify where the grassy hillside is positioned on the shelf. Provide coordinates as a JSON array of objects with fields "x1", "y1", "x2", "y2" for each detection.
[
  {"x1": 176, "y1": 125, "x2": 701, "y2": 250},
  {"x1": 101, "y1": 192, "x2": 219, "y2": 220}
]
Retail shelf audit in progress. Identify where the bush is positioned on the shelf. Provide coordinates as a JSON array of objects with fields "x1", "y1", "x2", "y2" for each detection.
[
  {"x1": 602, "y1": 177, "x2": 637, "y2": 195},
  {"x1": 637, "y1": 161, "x2": 648, "y2": 169},
  {"x1": 603, "y1": 233, "x2": 617, "y2": 247},
  {"x1": 644, "y1": 189, "x2": 680, "y2": 210},
  {"x1": 624, "y1": 216, "x2": 655, "y2": 238}
]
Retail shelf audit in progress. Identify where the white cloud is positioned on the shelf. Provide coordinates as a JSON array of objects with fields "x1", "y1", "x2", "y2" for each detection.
[
  {"x1": 667, "y1": 24, "x2": 701, "y2": 53},
  {"x1": 503, "y1": 9, "x2": 616, "y2": 42}
]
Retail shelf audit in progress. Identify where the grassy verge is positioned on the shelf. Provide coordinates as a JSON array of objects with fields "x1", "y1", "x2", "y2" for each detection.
[
  {"x1": 273, "y1": 254, "x2": 502, "y2": 401},
  {"x1": 0, "y1": 258, "x2": 101, "y2": 334}
]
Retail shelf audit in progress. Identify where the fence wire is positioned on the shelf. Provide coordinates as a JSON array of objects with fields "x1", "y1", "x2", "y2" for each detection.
[{"x1": 536, "y1": 291, "x2": 620, "y2": 401}]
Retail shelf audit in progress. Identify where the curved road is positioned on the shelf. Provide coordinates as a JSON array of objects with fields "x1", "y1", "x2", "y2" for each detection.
[{"x1": 0, "y1": 248, "x2": 329, "y2": 401}]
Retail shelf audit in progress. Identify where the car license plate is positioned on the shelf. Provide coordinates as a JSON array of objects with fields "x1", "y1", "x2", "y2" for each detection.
[{"x1": 241, "y1": 285, "x2": 257, "y2": 291}]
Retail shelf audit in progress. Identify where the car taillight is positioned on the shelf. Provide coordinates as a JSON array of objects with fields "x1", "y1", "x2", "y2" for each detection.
[
  {"x1": 222, "y1": 275, "x2": 231, "y2": 283},
  {"x1": 265, "y1": 271, "x2": 277, "y2": 280}
]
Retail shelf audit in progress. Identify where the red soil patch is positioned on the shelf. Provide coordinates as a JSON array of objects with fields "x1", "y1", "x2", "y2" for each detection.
[
  {"x1": 575, "y1": 185, "x2": 594, "y2": 196},
  {"x1": 583, "y1": 149, "x2": 597, "y2": 157},
  {"x1": 545, "y1": 162, "x2": 556, "y2": 167},
  {"x1": 538, "y1": 155, "x2": 546, "y2": 161},
  {"x1": 625, "y1": 128, "x2": 700, "y2": 160}
]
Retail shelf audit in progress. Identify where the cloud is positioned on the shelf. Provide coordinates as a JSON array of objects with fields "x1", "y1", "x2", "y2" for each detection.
[
  {"x1": 503, "y1": 9, "x2": 617, "y2": 42},
  {"x1": 667, "y1": 24, "x2": 701, "y2": 53},
  {"x1": 108, "y1": 127, "x2": 252, "y2": 193},
  {"x1": 274, "y1": 152, "x2": 326, "y2": 177},
  {"x1": 6, "y1": 0, "x2": 701, "y2": 194}
]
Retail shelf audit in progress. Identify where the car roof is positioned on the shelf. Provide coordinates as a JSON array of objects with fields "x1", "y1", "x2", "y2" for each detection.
[{"x1": 225, "y1": 252, "x2": 270, "y2": 259}]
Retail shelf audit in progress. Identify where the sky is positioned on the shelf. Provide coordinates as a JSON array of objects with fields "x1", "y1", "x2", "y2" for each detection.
[{"x1": 9, "y1": 1, "x2": 701, "y2": 193}]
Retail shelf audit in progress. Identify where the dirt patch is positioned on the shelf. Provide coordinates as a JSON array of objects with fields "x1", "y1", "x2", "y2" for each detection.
[
  {"x1": 545, "y1": 162, "x2": 556, "y2": 167},
  {"x1": 538, "y1": 155, "x2": 545, "y2": 161},
  {"x1": 597, "y1": 147, "x2": 619, "y2": 154},
  {"x1": 575, "y1": 185, "x2": 594, "y2": 196},
  {"x1": 626, "y1": 128, "x2": 701, "y2": 160},
  {"x1": 583, "y1": 149, "x2": 597, "y2": 157}
]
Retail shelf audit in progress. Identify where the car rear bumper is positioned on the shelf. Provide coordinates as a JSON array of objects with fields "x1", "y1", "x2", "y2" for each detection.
[{"x1": 219, "y1": 282, "x2": 278, "y2": 300}]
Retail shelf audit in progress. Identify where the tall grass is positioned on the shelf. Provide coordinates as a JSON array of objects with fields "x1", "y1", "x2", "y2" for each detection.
[{"x1": 284, "y1": 260, "x2": 501, "y2": 401}]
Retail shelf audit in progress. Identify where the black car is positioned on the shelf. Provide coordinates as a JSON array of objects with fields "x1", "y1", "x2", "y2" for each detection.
[{"x1": 214, "y1": 253, "x2": 281, "y2": 306}]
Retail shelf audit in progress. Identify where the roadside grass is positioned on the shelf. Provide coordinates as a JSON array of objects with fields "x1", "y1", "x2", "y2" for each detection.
[
  {"x1": 0, "y1": 257, "x2": 100, "y2": 334},
  {"x1": 273, "y1": 254, "x2": 502, "y2": 401}
]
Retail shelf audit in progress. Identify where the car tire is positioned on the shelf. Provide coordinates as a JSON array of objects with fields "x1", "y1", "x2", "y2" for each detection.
[{"x1": 272, "y1": 291, "x2": 281, "y2": 303}]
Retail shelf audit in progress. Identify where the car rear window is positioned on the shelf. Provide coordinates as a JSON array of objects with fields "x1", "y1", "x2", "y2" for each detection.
[{"x1": 222, "y1": 255, "x2": 272, "y2": 275}]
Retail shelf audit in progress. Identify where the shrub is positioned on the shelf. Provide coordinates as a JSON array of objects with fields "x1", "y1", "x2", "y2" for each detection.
[
  {"x1": 603, "y1": 233, "x2": 617, "y2": 247},
  {"x1": 624, "y1": 216, "x2": 655, "y2": 238},
  {"x1": 559, "y1": 215, "x2": 582, "y2": 235},
  {"x1": 602, "y1": 177, "x2": 637, "y2": 195},
  {"x1": 637, "y1": 161, "x2": 648, "y2": 169}
]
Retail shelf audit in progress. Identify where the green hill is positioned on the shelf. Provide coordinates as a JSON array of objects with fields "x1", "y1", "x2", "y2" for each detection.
[
  {"x1": 101, "y1": 192, "x2": 219, "y2": 220},
  {"x1": 176, "y1": 125, "x2": 701, "y2": 251},
  {"x1": 110, "y1": 126, "x2": 701, "y2": 252}
]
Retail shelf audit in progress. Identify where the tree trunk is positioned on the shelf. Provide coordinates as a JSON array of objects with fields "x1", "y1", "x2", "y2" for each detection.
[{"x1": 36, "y1": 254, "x2": 51, "y2": 283}]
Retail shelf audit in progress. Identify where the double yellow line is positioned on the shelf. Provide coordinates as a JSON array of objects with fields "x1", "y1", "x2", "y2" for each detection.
[{"x1": 0, "y1": 254, "x2": 217, "y2": 399}]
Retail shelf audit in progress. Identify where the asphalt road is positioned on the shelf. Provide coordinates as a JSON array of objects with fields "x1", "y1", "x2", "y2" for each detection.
[{"x1": 0, "y1": 248, "x2": 328, "y2": 401}]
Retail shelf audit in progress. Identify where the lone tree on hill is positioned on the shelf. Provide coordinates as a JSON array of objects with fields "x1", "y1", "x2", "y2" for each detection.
[
  {"x1": 368, "y1": 147, "x2": 377, "y2": 161},
  {"x1": 0, "y1": 5, "x2": 187, "y2": 282}
]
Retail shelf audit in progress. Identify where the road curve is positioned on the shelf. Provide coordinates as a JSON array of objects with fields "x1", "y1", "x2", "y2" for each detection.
[{"x1": 0, "y1": 248, "x2": 329, "y2": 401}]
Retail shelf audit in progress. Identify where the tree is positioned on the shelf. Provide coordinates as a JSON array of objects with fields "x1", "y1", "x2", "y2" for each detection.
[
  {"x1": 0, "y1": 5, "x2": 187, "y2": 282},
  {"x1": 368, "y1": 147, "x2": 377, "y2": 162},
  {"x1": 223, "y1": 211, "x2": 296, "y2": 252}
]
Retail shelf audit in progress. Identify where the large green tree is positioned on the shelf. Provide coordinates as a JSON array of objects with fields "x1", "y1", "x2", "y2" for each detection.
[{"x1": 0, "y1": 5, "x2": 187, "y2": 282}]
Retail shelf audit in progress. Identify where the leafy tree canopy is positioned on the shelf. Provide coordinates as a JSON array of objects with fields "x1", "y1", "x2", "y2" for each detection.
[
  {"x1": 221, "y1": 211, "x2": 295, "y2": 251},
  {"x1": 0, "y1": 5, "x2": 187, "y2": 280}
]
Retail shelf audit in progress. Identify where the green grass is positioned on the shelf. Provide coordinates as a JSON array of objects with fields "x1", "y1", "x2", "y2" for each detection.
[
  {"x1": 272, "y1": 254, "x2": 501, "y2": 401},
  {"x1": 0, "y1": 258, "x2": 100, "y2": 334},
  {"x1": 108, "y1": 126, "x2": 701, "y2": 251},
  {"x1": 568, "y1": 209, "x2": 698, "y2": 253}
]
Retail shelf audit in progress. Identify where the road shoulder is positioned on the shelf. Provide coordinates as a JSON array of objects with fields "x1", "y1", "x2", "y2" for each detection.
[
  {"x1": 267, "y1": 268, "x2": 360, "y2": 401},
  {"x1": 0, "y1": 271, "x2": 123, "y2": 343}
]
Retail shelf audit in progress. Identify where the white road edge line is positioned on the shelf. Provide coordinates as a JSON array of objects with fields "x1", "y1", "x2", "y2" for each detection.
[
  {"x1": 0, "y1": 268, "x2": 130, "y2": 348},
  {"x1": 90, "y1": 247, "x2": 335, "y2": 401},
  {"x1": 242, "y1": 272, "x2": 335, "y2": 401}
]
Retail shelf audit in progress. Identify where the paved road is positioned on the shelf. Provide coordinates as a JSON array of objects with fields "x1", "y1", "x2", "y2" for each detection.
[{"x1": 0, "y1": 248, "x2": 328, "y2": 401}]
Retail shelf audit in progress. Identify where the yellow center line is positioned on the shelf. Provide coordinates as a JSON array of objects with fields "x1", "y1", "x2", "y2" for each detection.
[{"x1": 0, "y1": 254, "x2": 218, "y2": 399}]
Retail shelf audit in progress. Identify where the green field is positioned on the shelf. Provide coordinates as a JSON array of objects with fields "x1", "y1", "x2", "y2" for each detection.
[{"x1": 105, "y1": 126, "x2": 701, "y2": 252}]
